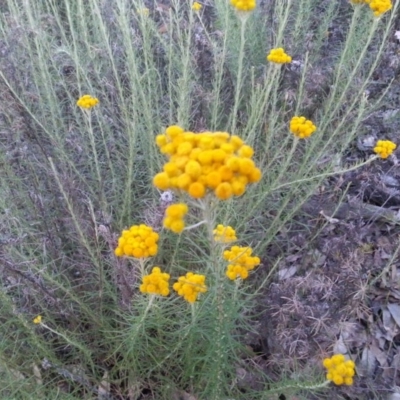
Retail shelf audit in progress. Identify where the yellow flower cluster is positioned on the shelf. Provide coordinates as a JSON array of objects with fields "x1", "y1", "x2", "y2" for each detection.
[
  {"x1": 223, "y1": 246, "x2": 260, "y2": 280},
  {"x1": 153, "y1": 125, "x2": 262, "y2": 200},
  {"x1": 140, "y1": 267, "x2": 170, "y2": 296},
  {"x1": 76, "y1": 95, "x2": 99, "y2": 109},
  {"x1": 367, "y1": 0, "x2": 392, "y2": 16},
  {"x1": 173, "y1": 272, "x2": 207, "y2": 303},
  {"x1": 350, "y1": 0, "x2": 392, "y2": 16},
  {"x1": 213, "y1": 224, "x2": 237, "y2": 243},
  {"x1": 114, "y1": 224, "x2": 159, "y2": 258},
  {"x1": 373, "y1": 140, "x2": 396, "y2": 159},
  {"x1": 137, "y1": 7, "x2": 149, "y2": 16},
  {"x1": 267, "y1": 48, "x2": 292, "y2": 64},
  {"x1": 164, "y1": 203, "x2": 188, "y2": 233},
  {"x1": 323, "y1": 354, "x2": 355, "y2": 386},
  {"x1": 230, "y1": 0, "x2": 256, "y2": 11},
  {"x1": 33, "y1": 315, "x2": 42, "y2": 324},
  {"x1": 192, "y1": 1, "x2": 202, "y2": 11},
  {"x1": 290, "y1": 116, "x2": 317, "y2": 139}
]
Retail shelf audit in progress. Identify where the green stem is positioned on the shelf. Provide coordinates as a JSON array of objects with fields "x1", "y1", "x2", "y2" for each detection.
[
  {"x1": 272, "y1": 155, "x2": 378, "y2": 192},
  {"x1": 230, "y1": 14, "x2": 249, "y2": 132},
  {"x1": 264, "y1": 379, "x2": 330, "y2": 396},
  {"x1": 40, "y1": 323, "x2": 92, "y2": 361},
  {"x1": 85, "y1": 111, "x2": 104, "y2": 207},
  {"x1": 274, "y1": 137, "x2": 299, "y2": 184}
]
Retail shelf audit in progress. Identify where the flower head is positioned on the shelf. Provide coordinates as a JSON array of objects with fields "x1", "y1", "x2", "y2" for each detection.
[
  {"x1": 115, "y1": 224, "x2": 159, "y2": 258},
  {"x1": 153, "y1": 126, "x2": 262, "y2": 202},
  {"x1": 267, "y1": 48, "x2": 292, "y2": 64},
  {"x1": 323, "y1": 354, "x2": 355, "y2": 386},
  {"x1": 223, "y1": 246, "x2": 260, "y2": 280},
  {"x1": 230, "y1": 0, "x2": 256, "y2": 11},
  {"x1": 349, "y1": 0, "x2": 392, "y2": 16},
  {"x1": 76, "y1": 95, "x2": 99, "y2": 109},
  {"x1": 140, "y1": 267, "x2": 170, "y2": 296},
  {"x1": 33, "y1": 315, "x2": 42, "y2": 324},
  {"x1": 192, "y1": 1, "x2": 202, "y2": 11},
  {"x1": 163, "y1": 203, "x2": 189, "y2": 233},
  {"x1": 137, "y1": 7, "x2": 149, "y2": 16},
  {"x1": 373, "y1": 140, "x2": 396, "y2": 159},
  {"x1": 213, "y1": 224, "x2": 237, "y2": 243},
  {"x1": 290, "y1": 116, "x2": 317, "y2": 139},
  {"x1": 173, "y1": 272, "x2": 207, "y2": 303},
  {"x1": 367, "y1": 0, "x2": 392, "y2": 16}
]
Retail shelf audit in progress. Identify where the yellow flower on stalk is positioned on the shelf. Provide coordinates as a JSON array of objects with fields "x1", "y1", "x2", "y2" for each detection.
[
  {"x1": 323, "y1": 354, "x2": 355, "y2": 386},
  {"x1": 173, "y1": 272, "x2": 207, "y2": 303},
  {"x1": 373, "y1": 140, "x2": 396, "y2": 159},
  {"x1": 192, "y1": 2, "x2": 202, "y2": 11},
  {"x1": 366, "y1": 0, "x2": 392, "y2": 16},
  {"x1": 137, "y1": 7, "x2": 150, "y2": 16},
  {"x1": 163, "y1": 203, "x2": 189, "y2": 233},
  {"x1": 267, "y1": 48, "x2": 292, "y2": 64},
  {"x1": 230, "y1": 0, "x2": 256, "y2": 12},
  {"x1": 76, "y1": 95, "x2": 99, "y2": 109},
  {"x1": 213, "y1": 224, "x2": 237, "y2": 243},
  {"x1": 289, "y1": 116, "x2": 317, "y2": 139},
  {"x1": 140, "y1": 267, "x2": 170, "y2": 296},
  {"x1": 33, "y1": 315, "x2": 42, "y2": 324},
  {"x1": 114, "y1": 224, "x2": 159, "y2": 258},
  {"x1": 223, "y1": 245, "x2": 260, "y2": 280},
  {"x1": 153, "y1": 125, "x2": 262, "y2": 202}
]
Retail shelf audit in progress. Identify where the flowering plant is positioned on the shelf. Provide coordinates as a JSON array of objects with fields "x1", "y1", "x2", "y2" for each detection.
[
  {"x1": 290, "y1": 116, "x2": 317, "y2": 139},
  {"x1": 213, "y1": 225, "x2": 237, "y2": 243},
  {"x1": 323, "y1": 354, "x2": 355, "y2": 386},
  {"x1": 373, "y1": 140, "x2": 396, "y2": 159},
  {"x1": 267, "y1": 48, "x2": 292, "y2": 64},
  {"x1": 140, "y1": 267, "x2": 170, "y2": 296},
  {"x1": 230, "y1": 0, "x2": 256, "y2": 12},
  {"x1": 173, "y1": 272, "x2": 207, "y2": 303},
  {"x1": 153, "y1": 126, "x2": 262, "y2": 201},
  {"x1": 76, "y1": 95, "x2": 99, "y2": 109},
  {"x1": 114, "y1": 224, "x2": 159, "y2": 258}
]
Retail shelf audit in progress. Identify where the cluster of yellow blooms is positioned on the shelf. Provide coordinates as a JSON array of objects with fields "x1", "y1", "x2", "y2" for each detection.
[
  {"x1": 223, "y1": 246, "x2": 260, "y2": 280},
  {"x1": 373, "y1": 140, "x2": 396, "y2": 159},
  {"x1": 192, "y1": 1, "x2": 202, "y2": 11},
  {"x1": 139, "y1": 267, "x2": 170, "y2": 296},
  {"x1": 153, "y1": 126, "x2": 262, "y2": 201},
  {"x1": 323, "y1": 354, "x2": 355, "y2": 386},
  {"x1": 173, "y1": 272, "x2": 207, "y2": 303},
  {"x1": 350, "y1": 0, "x2": 392, "y2": 16},
  {"x1": 137, "y1": 7, "x2": 150, "y2": 16},
  {"x1": 76, "y1": 95, "x2": 99, "y2": 109},
  {"x1": 114, "y1": 224, "x2": 159, "y2": 258},
  {"x1": 164, "y1": 203, "x2": 189, "y2": 233},
  {"x1": 213, "y1": 224, "x2": 237, "y2": 243},
  {"x1": 33, "y1": 315, "x2": 42, "y2": 324},
  {"x1": 289, "y1": 116, "x2": 317, "y2": 139},
  {"x1": 230, "y1": 0, "x2": 256, "y2": 11},
  {"x1": 368, "y1": 0, "x2": 392, "y2": 15},
  {"x1": 267, "y1": 48, "x2": 292, "y2": 64}
]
